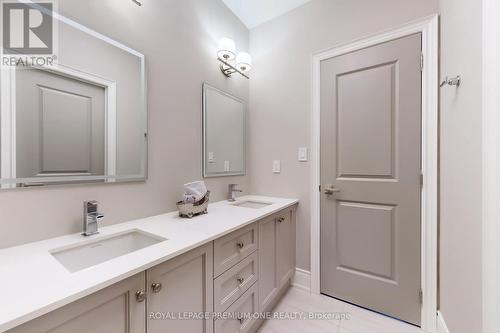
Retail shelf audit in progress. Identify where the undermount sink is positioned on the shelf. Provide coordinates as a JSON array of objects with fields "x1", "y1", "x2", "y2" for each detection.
[
  {"x1": 50, "y1": 230, "x2": 166, "y2": 273},
  {"x1": 232, "y1": 200, "x2": 273, "y2": 209}
]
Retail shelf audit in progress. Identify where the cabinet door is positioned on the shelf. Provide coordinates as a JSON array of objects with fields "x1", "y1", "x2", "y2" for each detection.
[
  {"x1": 276, "y1": 209, "x2": 295, "y2": 288},
  {"x1": 147, "y1": 243, "x2": 213, "y2": 333},
  {"x1": 7, "y1": 273, "x2": 146, "y2": 333},
  {"x1": 258, "y1": 216, "x2": 278, "y2": 312}
]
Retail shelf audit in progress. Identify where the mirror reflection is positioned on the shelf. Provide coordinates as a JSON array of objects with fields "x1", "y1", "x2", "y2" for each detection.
[
  {"x1": 0, "y1": 12, "x2": 147, "y2": 188},
  {"x1": 203, "y1": 83, "x2": 246, "y2": 178}
]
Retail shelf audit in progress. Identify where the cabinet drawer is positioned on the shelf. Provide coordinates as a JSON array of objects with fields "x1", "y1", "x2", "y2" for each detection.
[
  {"x1": 214, "y1": 251, "x2": 259, "y2": 313},
  {"x1": 214, "y1": 223, "x2": 258, "y2": 277},
  {"x1": 214, "y1": 282, "x2": 259, "y2": 333}
]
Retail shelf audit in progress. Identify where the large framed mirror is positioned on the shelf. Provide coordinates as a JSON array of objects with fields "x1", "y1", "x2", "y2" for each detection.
[
  {"x1": 0, "y1": 9, "x2": 147, "y2": 188},
  {"x1": 202, "y1": 83, "x2": 246, "y2": 178}
]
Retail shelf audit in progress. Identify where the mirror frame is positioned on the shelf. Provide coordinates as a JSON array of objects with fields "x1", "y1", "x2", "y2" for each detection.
[
  {"x1": 202, "y1": 82, "x2": 246, "y2": 178},
  {"x1": 0, "y1": 10, "x2": 148, "y2": 189}
]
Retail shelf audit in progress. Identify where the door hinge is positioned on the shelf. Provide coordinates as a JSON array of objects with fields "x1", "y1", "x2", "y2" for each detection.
[
  {"x1": 420, "y1": 53, "x2": 424, "y2": 71},
  {"x1": 420, "y1": 173, "x2": 424, "y2": 188},
  {"x1": 319, "y1": 185, "x2": 321, "y2": 192},
  {"x1": 419, "y1": 289, "x2": 423, "y2": 305}
]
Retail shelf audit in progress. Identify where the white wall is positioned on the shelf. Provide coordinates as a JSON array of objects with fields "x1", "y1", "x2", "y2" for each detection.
[
  {"x1": 248, "y1": 0, "x2": 439, "y2": 271},
  {"x1": 0, "y1": 0, "x2": 250, "y2": 249},
  {"x1": 439, "y1": 0, "x2": 483, "y2": 332}
]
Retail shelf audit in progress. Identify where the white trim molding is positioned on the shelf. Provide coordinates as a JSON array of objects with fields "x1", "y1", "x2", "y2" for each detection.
[
  {"x1": 482, "y1": 0, "x2": 500, "y2": 333},
  {"x1": 40, "y1": 64, "x2": 118, "y2": 179},
  {"x1": 310, "y1": 15, "x2": 439, "y2": 332},
  {"x1": 437, "y1": 311, "x2": 451, "y2": 333},
  {"x1": 292, "y1": 268, "x2": 311, "y2": 292},
  {"x1": 0, "y1": 67, "x2": 16, "y2": 188}
]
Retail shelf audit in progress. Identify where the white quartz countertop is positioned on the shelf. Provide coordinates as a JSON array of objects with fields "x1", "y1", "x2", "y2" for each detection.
[{"x1": 0, "y1": 195, "x2": 298, "y2": 332}]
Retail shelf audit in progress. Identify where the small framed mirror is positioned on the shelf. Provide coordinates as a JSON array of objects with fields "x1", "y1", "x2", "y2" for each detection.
[{"x1": 202, "y1": 83, "x2": 246, "y2": 178}]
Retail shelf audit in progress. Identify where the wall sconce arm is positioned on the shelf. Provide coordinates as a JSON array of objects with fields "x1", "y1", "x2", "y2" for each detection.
[{"x1": 217, "y1": 57, "x2": 249, "y2": 79}]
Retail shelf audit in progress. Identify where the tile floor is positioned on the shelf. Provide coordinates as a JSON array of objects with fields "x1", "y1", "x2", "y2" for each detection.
[{"x1": 258, "y1": 287, "x2": 426, "y2": 333}]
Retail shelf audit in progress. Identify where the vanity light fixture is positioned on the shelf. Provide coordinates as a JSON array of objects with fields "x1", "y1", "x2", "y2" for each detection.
[{"x1": 217, "y1": 38, "x2": 252, "y2": 79}]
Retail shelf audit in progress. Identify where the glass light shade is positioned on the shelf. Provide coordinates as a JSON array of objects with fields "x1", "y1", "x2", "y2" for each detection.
[
  {"x1": 217, "y1": 37, "x2": 236, "y2": 61},
  {"x1": 236, "y1": 52, "x2": 252, "y2": 72}
]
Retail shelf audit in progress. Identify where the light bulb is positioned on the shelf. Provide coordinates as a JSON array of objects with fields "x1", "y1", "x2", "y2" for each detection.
[
  {"x1": 217, "y1": 38, "x2": 236, "y2": 61},
  {"x1": 236, "y1": 52, "x2": 252, "y2": 72}
]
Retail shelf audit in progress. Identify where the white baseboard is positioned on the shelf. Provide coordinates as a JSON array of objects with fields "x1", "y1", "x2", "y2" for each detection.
[
  {"x1": 292, "y1": 268, "x2": 311, "y2": 292},
  {"x1": 437, "y1": 311, "x2": 450, "y2": 333}
]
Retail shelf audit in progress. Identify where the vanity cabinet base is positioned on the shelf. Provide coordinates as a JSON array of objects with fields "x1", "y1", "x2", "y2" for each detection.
[
  {"x1": 7, "y1": 273, "x2": 146, "y2": 333},
  {"x1": 6, "y1": 205, "x2": 297, "y2": 333}
]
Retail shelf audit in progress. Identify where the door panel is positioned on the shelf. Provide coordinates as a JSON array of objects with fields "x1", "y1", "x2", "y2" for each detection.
[
  {"x1": 337, "y1": 62, "x2": 396, "y2": 178},
  {"x1": 320, "y1": 34, "x2": 422, "y2": 325},
  {"x1": 15, "y1": 67, "x2": 105, "y2": 178},
  {"x1": 336, "y1": 202, "x2": 395, "y2": 280},
  {"x1": 40, "y1": 86, "x2": 92, "y2": 174}
]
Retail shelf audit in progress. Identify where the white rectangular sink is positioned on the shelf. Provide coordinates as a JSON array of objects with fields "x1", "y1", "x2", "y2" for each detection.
[
  {"x1": 50, "y1": 230, "x2": 166, "y2": 273},
  {"x1": 232, "y1": 200, "x2": 273, "y2": 209}
]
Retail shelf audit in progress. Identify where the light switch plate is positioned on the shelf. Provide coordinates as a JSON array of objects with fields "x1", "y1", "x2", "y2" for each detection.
[
  {"x1": 224, "y1": 161, "x2": 230, "y2": 172},
  {"x1": 298, "y1": 147, "x2": 308, "y2": 162},
  {"x1": 208, "y1": 152, "x2": 215, "y2": 163},
  {"x1": 273, "y1": 160, "x2": 281, "y2": 174}
]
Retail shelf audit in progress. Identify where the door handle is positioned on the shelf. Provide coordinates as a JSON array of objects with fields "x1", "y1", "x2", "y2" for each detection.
[{"x1": 323, "y1": 185, "x2": 341, "y2": 195}]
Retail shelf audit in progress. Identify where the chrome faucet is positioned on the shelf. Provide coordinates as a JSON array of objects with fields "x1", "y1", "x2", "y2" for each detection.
[
  {"x1": 228, "y1": 184, "x2": 243, "y2": 202},
  {"x1": 83, "y1": 201, "x2": 104, "y2": 236}
]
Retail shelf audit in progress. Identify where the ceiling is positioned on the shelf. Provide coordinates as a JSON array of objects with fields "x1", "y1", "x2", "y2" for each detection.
[{"x1": 222, "y1": 0, "x2": 313, "y2": 29}]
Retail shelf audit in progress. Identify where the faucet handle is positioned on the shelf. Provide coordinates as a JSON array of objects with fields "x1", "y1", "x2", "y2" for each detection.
[
  {"x1": 84, "y1": 201, "x2": 104, "y2": 220},
  {"x1": 85, "y1": 200, "x2": 99, "y2": 205}
]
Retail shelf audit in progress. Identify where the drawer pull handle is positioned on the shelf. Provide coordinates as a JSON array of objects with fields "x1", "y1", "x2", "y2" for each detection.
[
  {"x1": 238, "y1": 317, "x2": 245, "y2": 324},
  {"x1": 237, "y1": 277, "x2": 245, "y2": 284},
  {"x1": 135, "y1": 290, "x2": 146, "y2": 302},
  {"x1": 151, "y1": 283, "x2": 162, "y2": 293},
  {"x1": 236, "y1": 241, "x2": 244, "y2": 249},
  {"x1": 277, "y1": 217, "x2": 285, "y2": 223}
]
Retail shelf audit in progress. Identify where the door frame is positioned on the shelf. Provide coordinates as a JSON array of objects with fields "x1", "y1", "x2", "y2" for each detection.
[
  {"x1": 310, "y1": 15, "x2": 439, "y2": 332},
  {"x1": 482, "y1": 0, "x2": 500, "y2": 332}
]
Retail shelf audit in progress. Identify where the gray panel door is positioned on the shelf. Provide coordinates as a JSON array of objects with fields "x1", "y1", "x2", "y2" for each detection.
[
  {"x1": 15, "y1": 67, "x2": 105, "y2": 178},
  {"x1": 320, "y1": 34, "x2": 422, "y2": 325}
]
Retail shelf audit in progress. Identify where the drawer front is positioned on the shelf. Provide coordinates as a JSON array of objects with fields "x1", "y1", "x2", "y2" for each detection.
[
  {"x1": 214, "y1": 223, "x2": 258, "y2": 277},
  {"x1": 214, "y1": 251, "x2": 259, "y2": 313},
  {"x1": 215, "y1": 283, "x2": 259, "y2": 333}
]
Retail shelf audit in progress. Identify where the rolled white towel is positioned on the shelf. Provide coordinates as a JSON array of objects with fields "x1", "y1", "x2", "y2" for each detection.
[{"x1": 183, "y1": 181, "x2": 207, "y2": 203}]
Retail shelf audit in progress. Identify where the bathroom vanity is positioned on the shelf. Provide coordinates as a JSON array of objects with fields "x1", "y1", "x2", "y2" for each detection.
[{"x1": 0, "y1": 196, "x2": 298, "y2": 333}]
